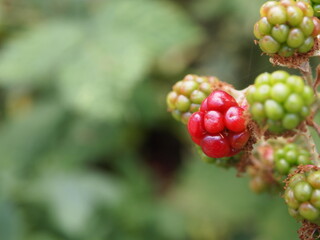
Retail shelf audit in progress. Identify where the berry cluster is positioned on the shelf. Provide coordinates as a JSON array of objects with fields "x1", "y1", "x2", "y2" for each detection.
[
  {"x1": 166, "y1": 0, "x2": 320, "y2": 236},
  {"x1": 254, "y1": 0, "x2": 320, "y2": 56},
  {"x1": 284, "y1": 168, "x2": 320, "y2": 224},
  {"x1": 188, "y1": 90, "x2": 250, "y2": 158},
  {"x1": 274, "y1": 143, "x2": 312, "y2": 175},
  {"x1": 247, "y1": 70, "x2": 314, "y2": 133},
  {"x1": 166, "y1": 74, "x2": 222, "y2": 124}
]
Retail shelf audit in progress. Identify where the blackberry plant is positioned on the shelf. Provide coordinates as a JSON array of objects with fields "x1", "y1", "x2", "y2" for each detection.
[{"x1": 166, "y1": 0, "x2": 320, "y2": 239}]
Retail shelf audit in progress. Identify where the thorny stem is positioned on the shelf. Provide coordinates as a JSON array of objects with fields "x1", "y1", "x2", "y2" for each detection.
[
  {"x1": 300, "y1": 60, "x2": 313, "y2": 87},
  {"x1": 301, "y1": 125, "x2": 320, "y2": 166}
]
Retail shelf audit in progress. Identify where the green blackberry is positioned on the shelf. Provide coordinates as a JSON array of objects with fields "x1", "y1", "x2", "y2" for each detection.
[
  {"x1": 246, "y1": 70, "x2": 315, "y2": 133},
  {"x1": 166, "y1": 74, "x2": 222, "y2": 124},
  {"x1": 284, "y1": 166, "x2": 320, "y2": 224},
  {"x1": 274, "y1": 143, "x2": 312, "y2": 175},
  {"x1": 254, "y1": 0, "x2": 320, "y2": 56}
]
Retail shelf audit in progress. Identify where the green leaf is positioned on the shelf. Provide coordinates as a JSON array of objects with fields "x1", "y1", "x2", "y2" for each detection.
[
  {"x1": 25, "y1": 171, "x2": 123, "y2": 237},
  {"x1": 0, "y1": 21, "x2": 82, "y2": 86},
  {"x1": 57, "y1": 34, "x2": 150, "y2": 120},
  {"x1": 93, "y1": 0, "x2": 204, "y2": 56},
  {"x1": 0, "y1": 102, "x2": 66, "y2": 171},
  {"x1": 0, "y1": 201, "x2": 23, "y2": 240}
]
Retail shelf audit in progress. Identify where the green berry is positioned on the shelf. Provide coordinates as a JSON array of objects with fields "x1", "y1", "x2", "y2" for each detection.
[
  {"x1": 180, "y1": 81, "x2": 199, "y2": 96},
  {"x1": 167, "y1": 75, "x2": 222, "y2": 124},
  {"x1": 298, "y1": 155, "x2": 312, "y2": 165},
  {"x1": 289, "y1": 173, "x2": 306, "y2": 188},
  {"x1": 271, "y1": 83, "x2": 291, "y2": 102},
  {"x1": 282, "y1": 113, "x2": 300, "y2": 129},
  {"x1": 255, "y1": 72, "x2": 271, "y2": 85},
  {"x1": 294, "y1": 181, "x2": 312, "y2": 202},
  {"x1": 286, "y1": 76, "x2": 304, "y2": 93},
  {"x1": 251, "y1": 102, "x2": 265, "y2": 121},
  {"x1": 254, "y1": 84, "x2": 271, "y2": 102},
  {"x1": 267, "y1": 5, "x2": 287, "y2": 25},
  {"x1": 299, "y1": 16, "x2": 315, "y2": 36},
  {"x1": 259, "y1": 35, "x2": 281, "y2": 53},
  {"x1": 278, "y1": 44, "x2": 295, "y2": 57},
  {"x1": 265, "y1": 99, "x2": 284, "y2": 120},
  {"x1": 190, "y1": 90, "x2": 207, "y2": 104},
  {"x1": 302, "y1": 86, "x2": 315, "y2": 105},
  {"x1": 275, "y1": 148, "x2": 286, "y2": 160},
  {"x1": 271, "y1": 24, "x2": 289, "y2": 43},
  {"x1": 311, "y1": 189, "x2": 320, "y2": 208},
  {"x1": 308, "y1": 171, "x2": 320, "y2": 189},
  {"x1": 287, "y1": 28, "x2": 305, "y2": 48},
  {"x1": 298, "y1": 36, "x2": 314, "y2": 53},
  {"x1": 284, "y1": 93, "x2": 304, "y2": 113},
  {"x1": 285, "y1": 149, "x2": 299, "y2": 164},
  {"x1": 271, "y1": 70, "x2": 289, "y2": 84},
  {"x1": 299, "y1": 202, "x2": 320, "y2": 221},
  {"x1": 176, "y1": 95, "x2": 191, "y2": 112},
  {"x1": 276, "y1": 158, "x2": 291, "y2": 174},
  {"x1": 285, "y1": 188, "x2": 300, "y2": 209},
  {"x1": 246, "y1": 86, "x2": 257, "y2": 104},
  {"x1": 254, "y1": 22, "x2": 263, "y2": 39},
  {"x1": 287, "y1": 5, "x2": 304, "y2": 26},
  {"x1": 258, "y1": 17, "x2": 273, "y2": 35},
  {"x1": 260, "y1": 1, "x2": 279, "y2": 17}
]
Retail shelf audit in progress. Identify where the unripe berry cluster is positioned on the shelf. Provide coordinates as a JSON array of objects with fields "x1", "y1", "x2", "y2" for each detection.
[
  {"x1": 284, "y1": 168, "x2": 320, "y2": 224},
  {"x1": 188, "y1": 90, "x2": 250, "y2": 158},
  {"x1": 166, "y1": 74, "x2": 221, "y2": 124},
  {"x1": 246, "y1": 70, "x2": 314, "y2": 133},
  {"x1": 274, "y1": 143, "x2": 312, "y2": 175},
  {"x1": 254, "y1": 0, "x2": 320, "y2": 56}
]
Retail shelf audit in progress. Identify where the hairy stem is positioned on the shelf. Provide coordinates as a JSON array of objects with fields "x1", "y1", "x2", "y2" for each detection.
[
  {"x1": 301, "y1": 126, "x2": 320, "y2": 166},
  {"x1": 300, "y1": 60, "x2": 313, "y2": 87}
]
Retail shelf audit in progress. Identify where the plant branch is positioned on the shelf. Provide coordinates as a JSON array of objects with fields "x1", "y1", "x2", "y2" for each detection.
[
  {"x1": 300, "y1": 124, "x2": 320, "y2": 166},
  {"x1": 300, "y1": 60, "x2": 313, "y2": 87}
]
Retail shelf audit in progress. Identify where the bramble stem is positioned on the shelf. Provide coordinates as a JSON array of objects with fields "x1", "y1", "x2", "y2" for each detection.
[
  {"x1": 301, "y1": 126, "x2": 320, "y2": 166},
  {"x1": 300, "y1": 60, "x2": 313, "y2": 87}
]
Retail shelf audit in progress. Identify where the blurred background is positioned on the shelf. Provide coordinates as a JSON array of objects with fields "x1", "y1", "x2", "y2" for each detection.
[{"x1": 0, "y1": 0, "x2": 319, "y2": 239}]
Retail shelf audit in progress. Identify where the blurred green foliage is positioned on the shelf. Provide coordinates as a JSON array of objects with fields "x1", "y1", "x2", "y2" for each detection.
[{"x1": 0, "y1": 0, "x2": 313, "y2": 239}]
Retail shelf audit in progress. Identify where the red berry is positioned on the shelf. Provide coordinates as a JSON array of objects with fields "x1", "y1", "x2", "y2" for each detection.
[
  {"x1": 207, "y1": 90, "x2": 237, "y2": 112},
  {"x1": 191, "y1": 136, "x2": 202, "y2": 145},
  {"x1": 187, "y1": 112, "x2": 206, "y2": 138},
  {"x1": 200, "y1": 98, "x2": 208, "y2": 112},
  {"x1": 187, "y1": 90, "x2": 249, "y2": 159},
  {"x1": 224, "y1": 106, "x2": 246, "y2": 132},
  {"x1": 201, "y1": 134, "x2": 231, "y2": 158},
  {"x1": 204, "y1": 110, "x2": 225, "y2": 134},
  {"x1": 229, "y1": 131, "x2": 250, "y2": 150}
]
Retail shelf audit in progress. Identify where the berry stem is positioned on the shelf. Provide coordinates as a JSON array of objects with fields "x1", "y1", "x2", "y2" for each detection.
[
  {"x1": 300, "y1": 125, "x2": 320, "y2": 166},
  {"x1": 300, "y1": 60, "x2": 313, "y2": 88}
]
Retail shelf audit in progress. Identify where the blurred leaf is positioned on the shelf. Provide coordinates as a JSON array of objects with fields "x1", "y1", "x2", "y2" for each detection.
[
  {"x1": 0, "y1": 201, "x2": 23, "y2": 240},
  {"x1": 0, "y1": 102, "x2": 65, "y2": 169},
  {"x1": 26, "y1": 171, "x2": 123, "y2": 237},
  {"x1": 94, "y1": 0, "x2": 204, "y2": 56},
  {"x1": 0, "y1": 21, "x2": 82, "y2": 86},
  {"x1": 57, "y1": 34, "x2": 150, "y2": 121}
]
